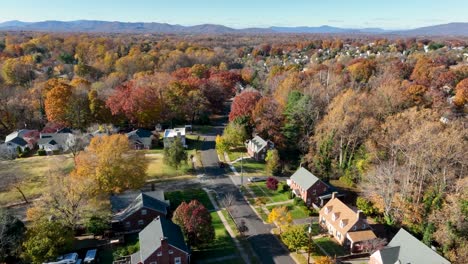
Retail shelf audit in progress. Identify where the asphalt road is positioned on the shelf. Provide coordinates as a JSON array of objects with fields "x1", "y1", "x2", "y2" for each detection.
[{"x1": 199, "y1": 126, "x2": 295, "y2": 264}]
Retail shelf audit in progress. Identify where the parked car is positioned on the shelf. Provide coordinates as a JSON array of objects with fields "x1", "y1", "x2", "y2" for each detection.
[
  {"x1": 248, "y1": 177, "x2": 266, "y2": 182},
  {"x1": 84, "y1": 249, "x2": 97, "y2": 264},
  {"x1": 45, "y1": 253, "x2": 79, "y2": 264}
]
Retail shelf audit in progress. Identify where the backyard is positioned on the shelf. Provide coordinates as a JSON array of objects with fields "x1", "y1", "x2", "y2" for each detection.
[
  {"x1": 313, "y1": 237, "x2": 347, "y2": 257},
  {"x1": 0, "y1": 154, "x2": 74, "y2": 206},
  {"x1": 165, "y1": 188, "x2": 214, "y2": 211}
]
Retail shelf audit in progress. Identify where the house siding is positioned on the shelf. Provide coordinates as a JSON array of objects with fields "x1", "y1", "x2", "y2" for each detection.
[
  {"x1": 290, "y1": 180, "x2": 328, "y2": 206},
  {"x1": 144, "y1": 241, "x2": 190, "y2": 264}
]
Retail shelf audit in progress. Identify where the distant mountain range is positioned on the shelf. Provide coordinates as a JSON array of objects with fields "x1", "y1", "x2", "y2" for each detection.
[{"x1": 0, "y1": 20, "x2": 467, "y2": 36}]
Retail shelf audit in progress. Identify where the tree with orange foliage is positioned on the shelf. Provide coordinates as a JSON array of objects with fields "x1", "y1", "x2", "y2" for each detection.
[
  {"x1": 72, "y1": 134, "x2": 148, "y2": 194},
  {"x1": 44, "y1": 80, "x2": 72, "y2": 125},
  {"x1": 252, "y1": 97, "x2": 285, "y2": 149},
  {"x1": 453, "y1": 78, "x2": 468, "y2": 108}
]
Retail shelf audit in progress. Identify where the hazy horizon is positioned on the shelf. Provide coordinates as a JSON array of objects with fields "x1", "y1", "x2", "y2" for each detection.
[{"x1": 0, "y1": 0, "x2": 467, "y2": 30}]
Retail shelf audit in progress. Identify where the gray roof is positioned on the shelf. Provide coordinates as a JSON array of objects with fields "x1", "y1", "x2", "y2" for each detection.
[
  {"x1": 8, "y1": 137, "x2": 28, "y2": 146},
  {"x1": 250, "y1": 136, "x2": 268, "y2": 151},
  {"x1": 112, "y1": 191, "x2": 168, "y2": 222},
  {"x1": 382, "y1": 228, "x2": 451, "y2": 264},
  {"x1": 290, "y1": 167, "x2": 322, "y2": 190},
  {"x1": 127, "y1": 129, "x2": 152, "y2": 139},
  {"x1": 377, "y1": 246, "x2": 400, "y2": 264},
  {"x1": 139, "y1": 217, "x2": 189, "y2": 262}
]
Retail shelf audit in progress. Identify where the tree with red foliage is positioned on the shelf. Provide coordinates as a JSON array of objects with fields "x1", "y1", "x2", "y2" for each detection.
[
  {"x1": 229, "y1": 90, "x2": 262, "y2": 122},
  {"x1": 266, "y1": 177, "x2": 279, "y2": 191},
  {"x1": 251, "y1": 97, "x2": 285, "y2": 148},
  {"x1": 106, "y1": 73, "x2": 171, "y2": 126},
  {"x1": 172, "y1": 200, "x2": 215, "y2": 247}
]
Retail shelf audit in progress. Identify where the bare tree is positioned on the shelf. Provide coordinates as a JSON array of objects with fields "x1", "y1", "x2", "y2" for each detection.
[
  {"x1": 222, "y1": 192, "x2": 236, "y2": 211},
  {"x1": 67, "y1": 131, "x2": 90, "y2": 159}
]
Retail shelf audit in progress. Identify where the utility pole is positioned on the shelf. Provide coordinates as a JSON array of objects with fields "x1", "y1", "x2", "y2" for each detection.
[
  {"x1": 307, "y1": 223, "x2": 312, "y2": 264},
  {"x1": 241, "y1": 153, "x2": 243, "y2": 186}
]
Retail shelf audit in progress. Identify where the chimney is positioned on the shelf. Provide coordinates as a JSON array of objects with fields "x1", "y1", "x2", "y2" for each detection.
[
  {"x1": 331, "y1": 192, "x2": 338, "y2": 200},
  {"x1": 357, "y1": 210, "x2": 362, "y2": 219}
]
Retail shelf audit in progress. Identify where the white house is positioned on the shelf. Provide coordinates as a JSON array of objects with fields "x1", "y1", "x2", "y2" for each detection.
[
  {"x1": 126, "y1": 129, "x2": 153, "y2": 149},
  {"x1": 163, "y1": 127, "x2": 187, "y2": 148},
  {"x1": 38, "y1": 128, "x2": 75, "y2": 153}
]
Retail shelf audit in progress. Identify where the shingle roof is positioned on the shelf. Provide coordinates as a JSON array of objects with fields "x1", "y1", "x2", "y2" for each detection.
[
  {"x1": 127, "y1": 129, "x2": 152, "y2": 139},
  {"x1": 139, "y1": 217, "x2": 189, "y2": 262},
  {"x1": 375, "y1": 246, "x2": 400, "y2": 264},
  {"x1": 112, "y1": 192, "x2": 168, "y2": 222},
  {"x1": 382, "y1": 228, "x2": 451, "y2": 264},
  {"x1": 290, "y1": 167, "x2": 321, "y2": 190},
  {"x1": 319, "y1": 197, "x2": 367, "y2": 235},
  {"x1": 347, "y1": 230, "x2": 376, "y2": 243},
  {"x1": 250, "y1": 136, "x2": 267, "y2": 151},
  {"x1": 8, "y1": 137, "x2": 28, "y2": 146}
]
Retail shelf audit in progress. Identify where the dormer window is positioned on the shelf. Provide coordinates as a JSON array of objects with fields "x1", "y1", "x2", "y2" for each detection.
[
  {"x1": 339, "y1": 220, "x2": 346, "y2": 228},
  {"x1": 325, "y1": 207, "x2": 330, "y2": 214},
  {"x1": 157, "y1": 251, "x2": 162, "y2": 256},
  {"x1": 332, "y1": 213, "x2": 338, "y2": 221},
  {"x1": 141, "y1": 209, "x2": 147, "y2": 215}
]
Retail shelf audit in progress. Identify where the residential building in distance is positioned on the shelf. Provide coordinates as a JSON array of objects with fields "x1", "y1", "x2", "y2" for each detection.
[
  {"x1": 246, "y1": 135, "x2": 274, "y2": 161},
  {"x1": 163, "y1": 127, "x2": 187, "y2": 148},
  {"x1": 111, "y1": 191, "x2": 169, "y2": 233},
  {"x1": 130, "y1": 216, "x2": 190, "y2": 264},
  {"x1": 369, "y1": 228, "x2": 451, "y2": 264},
  {"x1": 319, "y1": 193, "x2": 377, "y2": 253},
  {"x1": 126, "y1": 129, "x2": 153, "y2": 149},
  {"x1": 288, "y1": 167, "x2": 329, "y2": 206},
  {"x1": 37, "y1": 128, "x2": 75, "y2": 154}
]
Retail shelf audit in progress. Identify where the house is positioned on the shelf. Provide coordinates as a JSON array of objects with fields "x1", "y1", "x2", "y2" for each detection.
[
  {"x1": 319, "y1": 193, "x2": 377, "y2": 253},
  {"x1": 289, "y1": 167, "x2": 329, "y2": 206},
  {"x1": 111, "y1": 191, "x2": 169, "y2": 233},
  {"x1": 130, "y1": 216, "x2": 190, "y2": 264},
  {"x1": 163, "y1": 128, "x2": 187, "y2": 148},
  {"x1": 38, "y1": 128, "x2": 75, "y2": 153},
  {"x1": 369, "y1": 228, "x2": 450, "y2": 264},
  {"x1": 4, "y1": 129, "x2": 37, "y2": 151},
  {"x1": 4, "y1": 137, "x2": 29, "y2": 152},
  {"x1": 127, "y1": 129, "x2": 153, "y2": 149},
  {"x1": 246, "y1": 135, "x2": 274, "y2": 161}
]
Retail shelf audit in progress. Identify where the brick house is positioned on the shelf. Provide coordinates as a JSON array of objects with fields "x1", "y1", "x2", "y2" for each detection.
[
  {"x1": 246, "y1": 135, "x2": 274, "y2": 161},
  {"x1": 369, "y1": 228, "x2": 450, "y2": 264},
  {"x1": 289, "y1": 167, "x2": 329, "y2": 206},
  {"x1": 111, "y1": 191, "x2": 169, "y2": 233},
  {"x1": 319, "y1": 193, "x2": 377, "y2": 253},
  {"x1": 130, "y1": 216, "x2": 190, "y2": 264}
]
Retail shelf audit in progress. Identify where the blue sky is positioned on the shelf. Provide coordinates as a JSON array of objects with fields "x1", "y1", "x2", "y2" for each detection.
[{"x1": 0, "y1": 0, "x2": 467, "y2": 29}]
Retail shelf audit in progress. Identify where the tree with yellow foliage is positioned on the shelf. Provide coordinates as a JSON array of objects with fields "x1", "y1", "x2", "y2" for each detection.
[
  {"x1": 267, "y1": 206, "x2": 292, "y2": 233},
  {"x1": 71, "y1": 134, "x2": 148, "y2": 194}
]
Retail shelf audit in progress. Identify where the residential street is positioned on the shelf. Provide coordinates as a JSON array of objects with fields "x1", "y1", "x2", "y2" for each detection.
[{"x1": 199, "y1": 124, "x2": 295, "y2": 264}]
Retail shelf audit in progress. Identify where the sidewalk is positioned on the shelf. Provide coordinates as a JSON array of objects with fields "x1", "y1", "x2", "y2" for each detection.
[{"x1": 203, "y1": 187, "x2": 250, "y2": 264}]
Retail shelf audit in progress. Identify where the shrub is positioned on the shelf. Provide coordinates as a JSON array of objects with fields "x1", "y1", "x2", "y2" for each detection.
[
  {"x1": 356, "y1": 197, "x2": 378, "y2": 216},
  {"x1": 280, "y1": 184, "x2": 290, "y2": 193},
  {"x1": 86, "y1": 216, "x2": 109, "y2": 235},
  {"x1": 37, "y1": 149, "x2": 46, "y2": 156},
  {"x1": 293, "y1": 197, "x2": 302, "y2": 205},
  {"x1": 288, "y1": 191, "x2": 294, "y2": 199},
  {"x1": 266, "y1": 177, "x2": 279, "y2": 190}
]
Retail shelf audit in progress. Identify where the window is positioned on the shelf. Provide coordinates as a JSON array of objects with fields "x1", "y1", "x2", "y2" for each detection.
[
  {"x1": 362, "y1": 224, "x2": 366, "y2": 229},
  {"x1": 325, "y1": 207, "x2": 329, "y2": 214},
  {"x1": 312, "y1": 189, "x2": 316, "y2": 195},
  {"x1": 141, "y1": 209, "x2": 147, "y2": 215},
  {"x1": 157, "y1": 251, "x2": 162, "y2": 256},
  {"x1": 353, "y1": 226, "x2": 357, "y2": 231},
  {"x1": 125, "y1": 221, "x2": 131, "y2": 228},
  {"x1": 336, "y1": 231, "x2": 342, "y2": 239},
  {"x1": 332, "y1": 213, "x2": 337, "y2": 221},
  {"x1": 138, "y1": 220, "x2": 144, "y2": 226},
  {"x1": 339, "y1": 220, "x2": 345, "y2": 228},
  {"x1": 174, "y1": 257, "x2": 181, "y2": 264},
  {"x1": 169, "y1": 250, "x2": 173, "y2": 255}
]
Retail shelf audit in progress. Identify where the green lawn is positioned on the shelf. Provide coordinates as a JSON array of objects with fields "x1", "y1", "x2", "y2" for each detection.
[
  {"x1": 221, "y1": 209, "x2": 239, "y2": 236},
  {"x1": 0, "y1": 154, "x2": 74, "y2": 206},
  {"x1": 233, "y1": 158, "x2": 266, "y2": 177},
  {"x1": 145, "y1": 153, "x2": 193, "y2": 179},
  {"x1": 313, "y1": 237, "x2": 346, "y2": 257},
  {"x1": 266, "y1": 203, "x2": 309, "y2": 220},
  {"x1": 165, "y1": 189, "x2": 214, "y2": 211},
  {"x1": 248, "y1": 182, "x2": 290, "y2": 203},
  {"x1": 192, "y1": 212, "x2": 242, "y2": 263},
  {"x1": 227, "y1": 147, "x2": 247, "y2": 162}
]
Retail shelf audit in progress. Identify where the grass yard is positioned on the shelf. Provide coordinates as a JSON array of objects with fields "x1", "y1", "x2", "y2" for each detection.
[
  {"x1": 145, "y1": 153, "x2": 193, "y2": 179},
  {"x1": 227, "y1": 147, "x2": 247, "y2": 162},
  {"x1": 266, "y1": 203, "x2": 309, "y2": 220},
  {"x1": 192, "y1": 212, "x2": 242, "y2": 263},
  {"x1": 0, "y1": 154, "x2": 74, "y2": 206},
  {"x1": 248, "y1": 182, "x2": 290, "y2": 203},
  {"x1": 313, "y1": 237, "x2": 346, "y2": 257},
  {"x1": 232, "y1": 158, "x2": 266, "y2": 177},
  {"x1": 165, "y1": 189, "x2": 214, "y2": 211}
]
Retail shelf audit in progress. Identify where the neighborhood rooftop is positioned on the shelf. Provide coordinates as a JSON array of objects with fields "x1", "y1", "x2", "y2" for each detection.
[
  {"x1": 112, "y1": 191, "x2": 169, "y2": 222},
  {"x1": 163, "y1": 127, "x2": 186, "y2": 138},
  {"x1": 290, "y1": 167, "x2": 322, "y2": 190},
  {"x1": 250, "y1": 135, "x2": 267, "y2": 150}
]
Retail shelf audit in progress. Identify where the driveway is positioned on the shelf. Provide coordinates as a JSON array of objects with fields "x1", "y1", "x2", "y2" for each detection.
[{"x1": 199, "y1": 126, "x2": 295, "y2": 264}]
